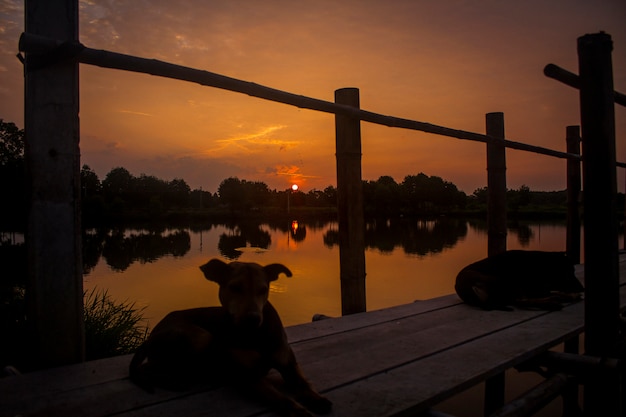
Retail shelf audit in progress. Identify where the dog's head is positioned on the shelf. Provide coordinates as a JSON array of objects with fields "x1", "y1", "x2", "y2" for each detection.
[{"x1": 199, "y1": 259, "x2": 292, "y2": 328}]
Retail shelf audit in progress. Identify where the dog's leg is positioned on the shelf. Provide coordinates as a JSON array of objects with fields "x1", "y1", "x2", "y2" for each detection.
[
  {"x1": 131, "y1": 323, "x2": 216, "y2": 391},
  {"x1": 248, "y1": 377, "x2": 315, "y2": 417},
  {"x1": 276, "y1": 349, "x2": 332, "y2": 415}
]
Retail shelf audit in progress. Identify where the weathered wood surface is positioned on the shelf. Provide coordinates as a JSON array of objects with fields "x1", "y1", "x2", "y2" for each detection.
[{"x1": 1, "y1": 258, "x2": 624, "y2": 417}]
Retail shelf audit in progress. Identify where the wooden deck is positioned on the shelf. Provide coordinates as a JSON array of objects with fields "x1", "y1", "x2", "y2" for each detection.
[{"x1": 2, "y1": 258, "x2": 625, "y2": 417}]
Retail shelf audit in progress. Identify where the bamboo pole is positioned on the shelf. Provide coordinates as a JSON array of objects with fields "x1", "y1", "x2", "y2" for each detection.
[
  {"x1": 17, "y1": 32, "x2": 582, "y2": 162},
  {"x1": 566, "y1": 126, "x2": 581, "y2": 265},
  {"x1": 24, "y1": 1, "x2": 84, "y2": 367},
  {"x1": 578, "y1": 32, "x2": 621, "y2": 416},
  {"x1": 335, "y1": 88, "x2": 366, "y2": 316}
]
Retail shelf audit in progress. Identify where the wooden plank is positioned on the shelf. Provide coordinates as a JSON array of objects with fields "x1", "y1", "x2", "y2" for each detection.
[
  {"x1": 0, "y1": 378, "x2": 220, "y2": 417},
  {"x1": 294, "y1": 306, "x2": 560, "y2": 389},
  {"x1": 314, "y1": 302, "x2": 586, "y2": 417},
  {"x1": 286, "y1": 295, "x2": 461, "y2": 342},
  {"x1": 117, "y1": 385, "x2": 264, "y2": 417},
  {"x1": 0, "y1": 354, "x2": 131, "y2": 401},
  {"x1": 0, "y1": 297, "x2": 460, "y2": 398},
  {"x1": 0, "y1": 301, "x2": 552, "y2": 417}
]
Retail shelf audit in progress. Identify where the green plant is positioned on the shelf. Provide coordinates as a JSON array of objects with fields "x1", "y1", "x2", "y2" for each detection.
[{"x1": 83, "y1": 288, "x2": 149, "y2": 360}]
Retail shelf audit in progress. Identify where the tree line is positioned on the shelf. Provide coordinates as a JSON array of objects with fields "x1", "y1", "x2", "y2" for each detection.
[{"x1": 1, "y1": 118, "x2": 576, "y2": 226}]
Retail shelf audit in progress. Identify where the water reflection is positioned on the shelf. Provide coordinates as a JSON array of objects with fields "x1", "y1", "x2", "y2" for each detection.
[
  {"x1": 466, "y1": 219, "x2": 535, "y2": 247},
  {"x1": 79, "y1": 218, "x2": 546, "y2": 272},
  {"x1": 4, "y1": 218, "x2": 590, "y2": 329},
  {"x1": 291, "y1": 220, "x2": 307, "y2": 242},
  {"x1": 324, "y1": 217, "x2": 468, "y2": 256},
  {"x1": 83, "y1": 229, "x2": 191, "y2": 272},
  {"x1": 217, "y1": 220, "x2": 272, "y2": 259}
]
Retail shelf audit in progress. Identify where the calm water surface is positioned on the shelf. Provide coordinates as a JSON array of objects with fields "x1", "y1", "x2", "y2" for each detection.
[{"x1": 82, "y1": 218, "x2": 579, "y2": 328}]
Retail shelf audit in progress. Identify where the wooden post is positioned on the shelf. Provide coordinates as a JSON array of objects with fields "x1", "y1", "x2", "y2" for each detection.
[
  {"x1": 566, "y1": 126, "x2": 581, "y2": 264},
  {"x1": 486, "y1": 112, "x2": 507, "y2": 257},
  {"x1": 24, "y1": 0, "x2": 84, "y2": 367},
  {"x1": 484, "y1": 112, "x2": 507, "y2": 415},
  {"x1": 335, "y1": 88, "x2": 366, "y2": 316},
  {"x1": 562, "y1": 336, "x2": 581, "y2": 416},
  {"x1": 578, "y1": 32, "x2": 621, "y2": 415}
]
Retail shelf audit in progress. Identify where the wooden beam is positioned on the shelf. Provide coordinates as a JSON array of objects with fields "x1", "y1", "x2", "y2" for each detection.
[
  {"x1": 335, "y1": 88, "x2": 366, "y2": 316},
  {"x1": 544, "y1": 63, "x2": 626, "y2": 107},
  {"x1": 24, "y1": 0, "x2": 84, "y2": 367},
  {"x1": 488, "y1": 373, "x2": 574, "y2": 417}
]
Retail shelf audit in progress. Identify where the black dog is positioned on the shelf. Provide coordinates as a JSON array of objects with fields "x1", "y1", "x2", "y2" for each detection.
[
  {"x1": 455, "y1": 250, "x2": 584, "y2": 310},
  {"x1": 129, "y1": 259, "x2": 331, "y2": 417}
]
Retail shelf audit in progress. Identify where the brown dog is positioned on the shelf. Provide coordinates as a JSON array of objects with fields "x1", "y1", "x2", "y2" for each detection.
[
  {"x1": 455, "y1": 250, "x2": 584, "y2": 311},
  {"x1": 129, "y1": 259, "x2": 331, "y2": 417}
]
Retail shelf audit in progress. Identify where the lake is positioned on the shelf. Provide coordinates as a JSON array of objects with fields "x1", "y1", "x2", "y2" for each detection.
[
  {"x1": 2, "y1": 217, "x2": 589, "y2": 416},
  {"x1": 82, "y1": 217, "x2": 582, "y2": 329}
]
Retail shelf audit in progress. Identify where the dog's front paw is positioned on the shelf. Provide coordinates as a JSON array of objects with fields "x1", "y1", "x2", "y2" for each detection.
[
  {"x1": 288, "y1": 406, "x2": 315, "y2": 417},
  {"x1": 300, "y1": 394, "x2": 332, "y2": 415}
]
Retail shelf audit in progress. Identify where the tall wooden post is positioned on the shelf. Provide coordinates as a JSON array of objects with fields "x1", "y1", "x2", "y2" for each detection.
[
  {"x1": 486, "y1": 112, "x2": 507, "y2": 257},
  {"x1": 484, "y1": 112, "x2": 507, "y2": 416},
  {"x1": 578, "y1": 32, "x2": 620, "y2": 415},
  {"x1": 564, "y1": 126, "x2": 581, "y2": 412},
  {"x1": 335, "y1": 88, "x2": 366, "y2": 316},
  {"x1": 24, "y1": 0, "x2": 84, "y2": 367},
  {"x1": 566, "y1": 125, "x2": 581, "y2": 264}
]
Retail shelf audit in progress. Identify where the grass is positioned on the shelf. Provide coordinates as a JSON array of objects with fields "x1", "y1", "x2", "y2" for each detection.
[{"x1": 83, "y1": 288, "x2": 149, "y2": 360}]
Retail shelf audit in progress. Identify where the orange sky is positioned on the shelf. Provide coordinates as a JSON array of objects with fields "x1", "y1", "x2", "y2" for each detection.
[{"x1": 1, "y1": 1, "x2": 625, "y2": 193}]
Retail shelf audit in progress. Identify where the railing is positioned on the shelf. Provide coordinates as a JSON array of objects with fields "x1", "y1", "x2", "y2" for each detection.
[{"x1": 18, "y1": 13, "x2": 624, "y2": 415}]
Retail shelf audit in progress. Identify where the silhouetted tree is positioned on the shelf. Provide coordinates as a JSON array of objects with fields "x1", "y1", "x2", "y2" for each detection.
[
  {"x1": 102, "y1": 167, "x2": 134, "y2": 208},
  {"x1": 248, "y1": 181, "x2": 270, "y2": 208},
  {"x1": 364, "y1": 176, "x2": 401, "y2": 215},
  {"x1": 81, "y1": 165, "x2": 105, "y2": 221},
  {"x1": 401, "y1": 173, "x2": 465, "y2": 212},
  {"x1": 218, "y1": 177, "x2": 246, "y2": 211},
  {"x1": 323, "y1": 186, "x2": 337, "y2": 206},
  {"x1": 166, "y1": 178, "x2": 191, "y2": 208},
  {"x1": 0, "y1": 120, "x2": 26, "y2": 225},
  {"x1": 507, "y1": 184, "x2": 531, "y2": 211},
  {"x1": 0, "y1": 120, "x2": 24, "y2": 166}
]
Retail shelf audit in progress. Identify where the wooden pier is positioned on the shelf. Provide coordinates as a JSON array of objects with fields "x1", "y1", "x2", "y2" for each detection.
[
  {"x1": 13, "y1": 2, "x2": 625, "y2": 415},
  {"x1": 1, "y1": 257, "x2": 625, "y2": 417}
]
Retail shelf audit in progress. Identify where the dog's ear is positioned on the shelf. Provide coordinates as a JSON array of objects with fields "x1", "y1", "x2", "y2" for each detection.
[
  {"x1": 199, "y1": 259, "x2": 231, "y2": 285},
  {"x1": 264, "y1": 263, "x2": 292, "y2": 282}
]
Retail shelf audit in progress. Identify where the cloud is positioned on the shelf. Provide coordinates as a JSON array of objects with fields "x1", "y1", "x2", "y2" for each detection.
[
  {"x1": 204, "y1": 124, "x2": 296, "y2": 155},
  {"x1": 115, "y1": 109, "x2": 154, "y2": 117}
]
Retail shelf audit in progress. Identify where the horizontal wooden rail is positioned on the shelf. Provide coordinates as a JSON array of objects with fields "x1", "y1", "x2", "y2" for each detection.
[
  {"x1": 19, "y1": 32, "x2": 583, "y2": 162},
  {"x1": 544, "y1": 63, "x2": 626, "y2": 107}
]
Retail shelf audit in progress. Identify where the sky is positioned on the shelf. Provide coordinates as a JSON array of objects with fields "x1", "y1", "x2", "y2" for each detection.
[{"x1": 0, "y1": 0, "x2": 625, "y2": 194}]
